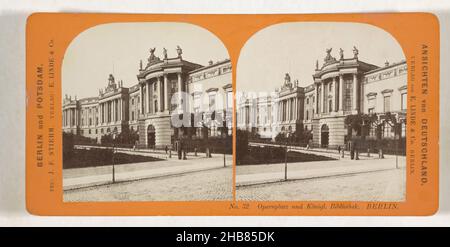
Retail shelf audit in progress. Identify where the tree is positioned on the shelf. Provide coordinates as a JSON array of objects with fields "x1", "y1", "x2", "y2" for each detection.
[{"x1": 236, "y1": 129, "x2": 249, "y2": 164}]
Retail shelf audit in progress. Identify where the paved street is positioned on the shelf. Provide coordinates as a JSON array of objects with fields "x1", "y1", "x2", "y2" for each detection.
[
  {"x1": 237, "y1": 167, "x2": 406, "y2": 201},
  {"x1": 63, "y1": 147, "x2": 233, "y2": 201},
  {"x1": 64, "y1": 146, "x2": 231, "y2": 190},
  {"x1": 236, "y1": 152, "x2": 406, "y2": 201},
  {"x1": 64, "y1": 166, "x2": 233, "y2": 201}
]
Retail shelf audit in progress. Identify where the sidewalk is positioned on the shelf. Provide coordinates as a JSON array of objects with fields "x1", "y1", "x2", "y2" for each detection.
[
  {"x1": 249, "y1": 142, "x2": 399, "y2": 160},
  {"x1": 63, "y1": 150, "x2": 232, "y2": 190},
  {"x1": 75, "y1": 144, "x2": 217, "y2": 160},
  {"x1": 236, "y1": 156, "x2": 405, "y2": 186}
]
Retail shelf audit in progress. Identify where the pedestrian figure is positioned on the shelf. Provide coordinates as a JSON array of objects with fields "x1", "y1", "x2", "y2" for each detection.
[
  {"x1": 177, "y1": 140, "x2": 182, "y2": 160},
  {"x1": 337, "y1": 145, "x2": 341, "y2": 154},
  {"x1": 165, "y1": 145, "x2": 168, "y2": 154},
  {"x1": 350, "y1": 141, "x2": 355, "y2": 160}
]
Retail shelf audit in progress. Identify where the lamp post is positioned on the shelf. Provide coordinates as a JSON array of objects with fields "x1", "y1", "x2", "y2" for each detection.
[
  {"x1": 284, "y1": 130, "x2": 291, "y2": 181},
  {"x1": 112, "y1": 131, "x2": 117, "y2": 183},
  {"x1": 222, "y1": 130, "x2": 227, "y2": 167}
]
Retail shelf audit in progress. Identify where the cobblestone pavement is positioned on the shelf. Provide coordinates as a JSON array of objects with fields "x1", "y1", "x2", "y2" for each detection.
[
  {"x1": 63, "y1": 151, "x2": 232, "y2": 189},
  {"x1": 236, "y1": 155, "x2": 405, "y2": 186},
  {"x1": 64, "y1": 166, "x2": 233, "y2": 201},
  {"x1": 237, "y1": 167, "x2": 406, "y2": 201}
]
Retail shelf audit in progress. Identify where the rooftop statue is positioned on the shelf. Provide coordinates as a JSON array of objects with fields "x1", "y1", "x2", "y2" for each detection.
[
  {"x1": 145, "y1": 47, "x2": 161, "y2": 68},
  {"x1": 108, "y1": 74, "x2": 115, "y2": 85},
  {"x1": 163, "y1": 47, "x2": 168, "y2": 59},
  {"x1": 324, "y1": 48, "x2": 337, "y2": 64},
  {"x1": 339, "y1": 48, "x2": 344, "y2": 60},
  {"x1": 176, "y1": 45, "x2": 183, "y2": 58},
  {"x1": 315, "y1": 60, "x2": 319, "y2": 70},
  {"x1": 148, "y1": 47, "x2": 157, "y2": 62},
  {"x1": 353, "y1": 46, "x2": 359, "y2": 59},
  {"x1": 284, "y1": 73, "x2": 291, "y2": 84}
]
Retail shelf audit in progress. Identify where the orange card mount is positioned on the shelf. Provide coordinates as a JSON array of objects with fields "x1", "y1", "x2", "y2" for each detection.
[{"x1": 26, "y1": 13, "x2": 439, "y2": 216}]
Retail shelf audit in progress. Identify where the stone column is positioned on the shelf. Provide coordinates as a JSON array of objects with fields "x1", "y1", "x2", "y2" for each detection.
[
  {"x1": 339, "y1": 74, "x2": 344, "y2": 112},
  {"x1": 108, "y1": 101, "x2": 111, "y2": 123},
  {"x1": 315, "y1": 83, "x2": 319, "y2": 117},
  {"x1": 285, "y1": 100, "x2": 288, "y2": 122},
  {"x1": 322, "y1": 82, "x2": 326, "y2": 113},
  {"x1": 286, "y1": 99, "x2": 291, "y2": 122},
  {"x1": 331, "y1": 77, "x2": 336, "y2": 112},
  {"x1": 118, "y1": 99, "x2": 122, "y2": 121},
  {"x1": 177, "y1": 73, "x2": 183, "y2": 110},
  {"x1": 146, "y1": 81, "x2": 151, "y2": 114},
  {"x1": 116, "y1": 100, "x2": 118, "y2": 122},
  {"x1": 112, "y1": 101, "x2": 114, "y2": 122},
  {"x1": 74, "y1": 108, "x2": 77, "y2": 126},
  {"x1": 140, "y1": 84, "x2": 144, "y2": 115},
  {"x1": 353, "y1": 73, "x2": 358, "y2": 111},
  {"x1": 113, "y1": 100, "x2": 116, "y2": 122},
  {"x1": 289, "y1": 99, "x2": 293, "y2": 121},
  {"x1": 277, "y1": 101, "x2": 280, "y2": 122},
  {"x1": 158, "y1": 76, "x2": 167, "y2": 112},
  {"x1": 164, "y1": 74, "x2": 169, "y2": 112},
  {"x1": 294, "y1": 97, "x2": 297, "y2": 120},
  {"x1": 280, "y1": 101, "x2": 283, "y2": 122},
  {"x1": 111, "y1": 101, "x2": 113, "y2": 122}
]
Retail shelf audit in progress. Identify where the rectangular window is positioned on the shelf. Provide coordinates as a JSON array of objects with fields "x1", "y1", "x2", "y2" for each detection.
[
  {"x1": 384, "y1": 96, "x2": 391, "y2": 112},
  {"x1": 401, "y1": 93, "x2": 407, "y2": 110},
  {"x1": 194, "y1": 95, "x2": 201, "y2": 113},
  {"x1": 368, "y1": 97, "x2": 376, "y2": 108},
  {"x1": 226, "y1": 91, "x2": 233, "y2": 109},
  {"x1": 344, "y1": 78, "x2": 353, "y2": 111},
  {"x1": 209, "y1": 94, "x2": 216, "y2": 111}
]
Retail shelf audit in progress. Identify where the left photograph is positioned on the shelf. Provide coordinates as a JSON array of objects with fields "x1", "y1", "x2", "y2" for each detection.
[{"x1": 61, "y1": 23, "x2": 233, "y2": 202}]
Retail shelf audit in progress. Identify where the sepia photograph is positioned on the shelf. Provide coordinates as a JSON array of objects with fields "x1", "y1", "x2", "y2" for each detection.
[
  {"x1": 62, "y1": 22, "x2": 233, "y2": 201},
  {"x1": 236, "y1": 22, "x2": 407, "y2": 201}
]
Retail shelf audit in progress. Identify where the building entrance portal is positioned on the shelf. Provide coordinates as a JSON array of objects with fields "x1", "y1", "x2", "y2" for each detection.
[
  {"x1": 321, "y1": 124, "x2": 329, "y2": 148},
  {"x1": 147, "y1": 125, "x2": 156, "y2": 148}
]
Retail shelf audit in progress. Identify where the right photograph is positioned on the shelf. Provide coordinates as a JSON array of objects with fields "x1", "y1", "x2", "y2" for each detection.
[{"x1": 236, "y1": 22, "x2": 407, "y2": 201}]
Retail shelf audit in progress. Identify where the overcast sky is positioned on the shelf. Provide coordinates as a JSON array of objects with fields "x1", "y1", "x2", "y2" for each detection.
[
  {"x1": 62, "y1": 22, "x2": 229, "y2": 99},
  {"x1": 237, "y1": 22, "x2": 405, "y2": 92}
]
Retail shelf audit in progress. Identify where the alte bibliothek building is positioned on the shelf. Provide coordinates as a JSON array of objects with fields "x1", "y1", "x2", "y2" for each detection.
[
  {"x1": 63, "y1": 47, "x2": 232, "y2": 148},
  {"x1": 237, "y1": 47, "x2": 407, "y2": 148}
]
